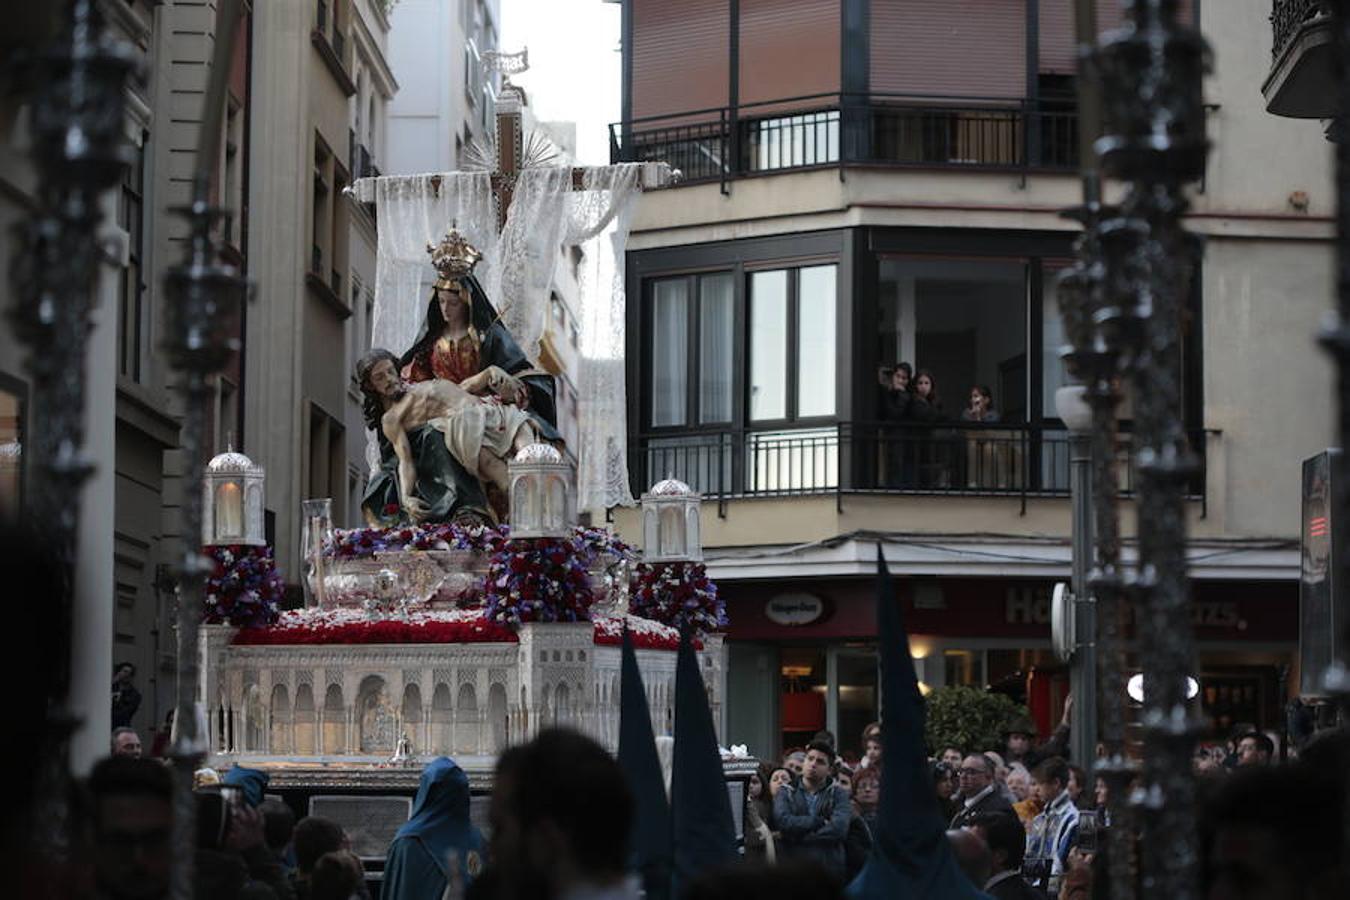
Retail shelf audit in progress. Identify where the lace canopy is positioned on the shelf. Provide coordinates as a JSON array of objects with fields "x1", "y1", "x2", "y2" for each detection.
[{"x1": 350, "y1": 161, "x2": 666, "y2": 516}]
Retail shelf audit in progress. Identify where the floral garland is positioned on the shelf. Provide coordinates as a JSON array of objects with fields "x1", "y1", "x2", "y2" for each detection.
[
  {"x1": 592, "y1": 614, "x2": 699, "y2": 651},
  {"x1": 325, "y1": 522, "x2": 509, "y2": 560},
  {"x1": 482, "y1": 537, "x2": 593, "y2": 627},
  {"x1": 232, "y1": 607, "x2": 517, "y2": 645},
  {"x1": 231, "y1": 608, "x2": 690, "y2": 649},
  {"x1": 629, "y1": 561, "x2": 726, "y2": 636},
  {"x1": 204, "y1": 545, "x2": 284, "y2": 629}
]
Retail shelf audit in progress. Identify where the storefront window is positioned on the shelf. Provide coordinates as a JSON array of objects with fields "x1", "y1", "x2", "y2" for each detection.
[
  {"x1": 780, "y1": 646, "x2": 827, "y2": 750},
  {"x1": 944, "y1": 649, "x2": 986, "y2": 687},
  {"x1": 836, "y1": 650, "x2": 878, "y2": 758}
]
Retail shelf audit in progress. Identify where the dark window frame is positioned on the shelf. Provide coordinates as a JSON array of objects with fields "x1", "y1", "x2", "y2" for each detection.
[{"x1": 117, "y1": 133, "x2": 147, "y2": 383}]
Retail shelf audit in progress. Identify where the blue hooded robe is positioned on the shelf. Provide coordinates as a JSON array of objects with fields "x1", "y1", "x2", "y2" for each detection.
[{"x1": 382, "y1": 757, "x2": 484, "y2": 900}]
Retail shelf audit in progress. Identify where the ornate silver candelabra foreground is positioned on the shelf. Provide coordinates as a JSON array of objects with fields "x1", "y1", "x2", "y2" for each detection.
[
  {"x1": 161, "y1": 2, "x2": 248, "y2": 897},
  {"x1": 7, "y1": 0, "x2": 138, "y2": 868},
  {"x1": 1098, "y1": 2, "x2": 1209, "y2": 898}
]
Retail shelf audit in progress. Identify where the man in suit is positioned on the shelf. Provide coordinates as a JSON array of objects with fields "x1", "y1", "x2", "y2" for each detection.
[
  {"x1": 950, "y1": 753, "x2": 1014, "y2": 829},
  {"x1": 968, "y1": 811, "x2": 1048, "y2": 900}
]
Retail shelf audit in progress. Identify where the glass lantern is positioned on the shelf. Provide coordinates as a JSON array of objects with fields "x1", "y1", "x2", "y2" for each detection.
[
  {"x1": 301, "y1": 498, "x2": 333, "y2": 608},
  {"x1": 508, "y1": 443, "x2": 574, "y2": 539},
  {"x1": 641, "y1": 477, "x2": 702, "y2": 563},
  {"x1": 202, "y1": 449, "x2": 265, "y2": 546}
]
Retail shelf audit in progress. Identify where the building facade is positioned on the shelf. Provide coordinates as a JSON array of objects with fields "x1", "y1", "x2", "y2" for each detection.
[
  {"x1": 611, "y1": 0, "x2": 1333, "y2": 760},
  {"x1": 386, "y1": 0, "x2": 501, "y2": 175}
]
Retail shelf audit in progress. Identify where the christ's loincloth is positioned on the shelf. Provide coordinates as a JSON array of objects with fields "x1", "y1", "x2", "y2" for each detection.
[{"x1": 427, "y1": 400, "x2": 533, "y2": 477}]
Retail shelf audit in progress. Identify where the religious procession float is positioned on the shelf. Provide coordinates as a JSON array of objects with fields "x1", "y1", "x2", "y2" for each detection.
[{"x1": 193, "y1": 221, "x2": 739, "y2": 853}]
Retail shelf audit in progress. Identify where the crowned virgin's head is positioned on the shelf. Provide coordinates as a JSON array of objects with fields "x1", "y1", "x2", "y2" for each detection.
[{"x1": 427, "y1": 227, "x2": 482, "y2": 289}]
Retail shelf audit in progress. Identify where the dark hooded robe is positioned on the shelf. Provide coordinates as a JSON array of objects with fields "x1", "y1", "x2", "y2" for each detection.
[
  {"x1": 382, "y1": 757, "x2": 485, "y2": 900},
  {"x1": 360, "y1": 274, "x2": 560, "y2": 526}
]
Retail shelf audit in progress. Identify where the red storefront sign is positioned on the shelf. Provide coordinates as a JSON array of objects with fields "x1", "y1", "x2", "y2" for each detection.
[{"x1": 723, "y1": 578, "x2": 1297, "y2": 643}]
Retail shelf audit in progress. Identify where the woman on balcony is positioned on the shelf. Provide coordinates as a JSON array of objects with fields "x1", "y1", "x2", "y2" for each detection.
[
  {"x1": 879, "y1": 362, "x2": 915, "y2": 487},
  {"x1": 961, "y1": 385, "x2": 1004, "y2": 489},
  {"x1": 910, "y1": 370, "x2": 951, "y2": 488}
]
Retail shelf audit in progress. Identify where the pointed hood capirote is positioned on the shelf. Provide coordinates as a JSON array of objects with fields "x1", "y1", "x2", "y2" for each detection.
[
  {"x1": 671, "y1": 626, "x2": 738, "y2": 888},
  {"x1": 618, "y1": 627, "x2": 673, "y2": 900},
  {"x1": 846, "y1": 547, "x2": 993, "y2": 899},
  {"x1": 382, "y1": 756, "x2": 484, "y2": 900}
]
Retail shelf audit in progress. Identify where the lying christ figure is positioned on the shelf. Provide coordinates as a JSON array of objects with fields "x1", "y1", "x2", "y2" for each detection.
[{"x1": 358, "y1": 348, "x2": 536, "y2": 522}]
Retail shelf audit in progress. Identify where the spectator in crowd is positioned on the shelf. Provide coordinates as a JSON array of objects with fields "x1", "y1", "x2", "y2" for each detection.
[
  {"x1": 812, "y1": 730, "x2": 837, "y2": 755},
  {"x1": 194, "y1": 788, "x2": 295, "y2": 900},
  {"x1": 383, "y1": 757, "x2": 484, "y2": 900},
  {"x1": 1235, "y1": 731, "x2": 1274, "y2": 768},
  {"x1": 932, "y1": 761, "x2": 960, "y2": 822},
  {"x1": 769, "y1": 767, "x2": 793, "y2": 799},
  {"x1": 1004, "y1": 697, "x2": 1072, "y2": 771},
  {"x1": 946, "y1": 828, "x2": 993, "y2": 889},
  {"x1": 968, "y1": 812, "x2": 1047, "y2": 900},
  {"x1": 291, "y1": 817, "x2": 348, "y2": 900},
  {"x1": 1201, "y1": 763, "x2": 1346, "y2": 900},
  {"x1": 111, "y1": 662, "x2": 142, "y2": 730},
  {"x1": 833, "y1": 763, "x2": 853, "y2": 794},
  {"x1": 772, "y1": 739, "x2": 852, "y2": 882},
  {"x1": 879, "y1": 363, "x2": 915, "y2": 486},
  {"x1": 878, "y1": 363, "x2": 914, "y2": 421},
  {"x1": 782, "y1": 749, "x2": 806, "y2": 778},
  {"x1": 111, "y1": 726, "x2": 142, "y2": 759},
  {"x1": 1007, "y1": 763, "x2": 1040, "y2": 826},
  {"x1": 910, "y1": 369, "x2": 950, "y2": 487},
  {"x1": 87, "y1": 756, "x2": 173, "y2": 900},
  {"x1": 941, "y1": 746, "x2": 964, "y2": 768},
  {"x1": 852, "y1": 766, "x2": 880, "y2": 833},
  {"x1": 744, "y1": 763, "x2": 777, "y2": 863},
  {"x1": 149, "y1": 710, "x2": 174, "y2": 758},
  {"x1": 258, "y1": 799, "x2": 297, "y2": 876},
  {"x1": 476, "y1": 729, "x2": 635, "y2": 900},
  {"x1": 1091, "y1": 777, "x2": 1110, "y2": 827},
  {"x1": 309, "y1": 850, "x2": 368, "y2": 900},
  {"x1": 984, "y1": 751, "x2": 1017, "y2": 804},
  {"x1": 1065, "y1": 765, "x2": 1088, "y2": 809},
  {"x1": 961, "y1": 385, "x2": 1000, "y2": 423},
  {"x1": 861, "y1": 731, "x2": 882, "y2": 771},
  {"x1": 1024, "y1": 757, "x2": 1079, "y2": 895},
  {"x1": 951, "y1": 753, "x2": 1014, "y2": 829}
]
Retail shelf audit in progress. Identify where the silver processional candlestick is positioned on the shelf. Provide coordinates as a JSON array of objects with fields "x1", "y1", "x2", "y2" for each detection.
[{"x1": 161, "y1": 1, "x2": 248, "y2": 897}]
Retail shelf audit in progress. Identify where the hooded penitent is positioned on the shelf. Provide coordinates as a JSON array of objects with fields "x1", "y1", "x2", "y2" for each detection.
[
  {"x1": 619, "y1": 627, "x2": 672, "y2": 900},
  {"x1": 671, "y1": 627, "x2": 738, "y2": 889},
  {"x1": 846, "y1": 548, "x2": 993, "y2": 899},
  {"x1": 382, "y1": 757, "x2": 484, "y2": 900}
]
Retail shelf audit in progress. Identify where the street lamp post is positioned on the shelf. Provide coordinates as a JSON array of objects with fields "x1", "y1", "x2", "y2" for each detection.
[{"x1": 1056, "y1": 385, "x2": 1097, "y2": 770}]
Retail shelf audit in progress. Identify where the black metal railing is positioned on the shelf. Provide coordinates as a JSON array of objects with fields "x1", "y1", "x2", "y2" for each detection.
[
  {"x1": 1271, "y1": 0, "x2": 1330, "y2": 61},
  {"x1": 610, "y1": 93, "x2": 1082, "y2": 187},
  {"x1": 631, "y1": 423, "x2": 1213, "y2": 511}
]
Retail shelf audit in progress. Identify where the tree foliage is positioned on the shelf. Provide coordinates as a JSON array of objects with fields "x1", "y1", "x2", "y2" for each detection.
[{"x1": 924, "y1": 685, "x2": 1030, "y2": 755}]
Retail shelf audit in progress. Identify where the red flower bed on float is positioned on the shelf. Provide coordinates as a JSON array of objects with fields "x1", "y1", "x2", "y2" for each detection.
[{"x1": 231, "y1": 609, "x2": 692, "y2": 650}]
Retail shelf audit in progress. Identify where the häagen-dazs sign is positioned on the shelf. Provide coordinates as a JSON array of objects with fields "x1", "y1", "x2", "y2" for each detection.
[{"x1": 765, "y1": 593, "x2": 826, "y2": 626}]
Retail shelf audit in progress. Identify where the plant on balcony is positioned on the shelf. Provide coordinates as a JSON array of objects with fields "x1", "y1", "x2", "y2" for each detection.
[
  {"x1": 204, "y1": 545, "x2": 284, "y2": 629},
  {"x1": 629, "y1": 560, "x2": 725, "y2": 636},
  {"x1": 923, "y1": 685, "x2": 1030, "y2": 756}
]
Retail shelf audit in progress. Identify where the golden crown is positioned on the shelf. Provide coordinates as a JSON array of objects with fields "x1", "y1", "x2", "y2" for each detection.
[{"x1": 426, "y1": 227, "x2": 482, "y2": 286}]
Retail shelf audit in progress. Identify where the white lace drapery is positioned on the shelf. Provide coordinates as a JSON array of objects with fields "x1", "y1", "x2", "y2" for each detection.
[{"x1": 350, "y1": 162, "x2": 663, "y2": 515}]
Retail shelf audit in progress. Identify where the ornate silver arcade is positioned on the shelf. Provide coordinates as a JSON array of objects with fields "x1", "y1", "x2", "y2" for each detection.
[
  {"x1": 641, "y1": 477, "x2": 703, "y2": 563},
  {"x1": 202, "y1": 450, "x2": 265, "y2": 546},
  {"x1": 508, "y1": 443, "x2": 573, "y2": 539}
]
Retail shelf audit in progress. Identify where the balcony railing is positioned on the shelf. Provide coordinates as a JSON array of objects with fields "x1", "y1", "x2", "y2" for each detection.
[
  {"x1": 610, "y1": 93, "x2": 1081, "y2": 188},
  {"x1": 632, "y1": 423, "x2": 1213, "y2": 515},
  {"x1": 1271, "y1": 0, "x2": 1330, "y2": 61}
]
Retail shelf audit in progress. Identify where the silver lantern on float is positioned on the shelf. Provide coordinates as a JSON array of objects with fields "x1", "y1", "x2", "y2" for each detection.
[
  {"x1": 641, "y1": 477, "x2": 702, "y2": 563},
  {"x1": 202, "y1": 448, "x2": 265, "y2": 547},
  {"x1": 509, "y1": 443, "x2": 574, "y2": 538}
]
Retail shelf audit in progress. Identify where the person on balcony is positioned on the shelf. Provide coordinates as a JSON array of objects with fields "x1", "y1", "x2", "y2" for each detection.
[
  {"x1": 961, "y1": 385, "x2": 1000, "y2": 423},
  {"x1": 878, "y1": 362, "x2": 915, "y2": 487},
  {"x1": 911, "y1": 369, "x2": 951, "y2": 488}
]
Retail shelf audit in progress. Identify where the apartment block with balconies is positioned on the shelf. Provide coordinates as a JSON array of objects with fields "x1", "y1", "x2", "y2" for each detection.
[{"x1": 610, "y1": 0, "x2": 1334, "y2": 759}]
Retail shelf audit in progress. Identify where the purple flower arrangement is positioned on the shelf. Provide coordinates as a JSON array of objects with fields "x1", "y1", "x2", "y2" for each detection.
[
  {"x1": 481, "y1": 537, "x2": 596, "y2": 627},
  {"x1": 204, "y1": 545, "x2": 284, "y2": 628},
  {"x1": 324, "y1": 522, "x2": 510, "y2": 559},
  {"x1": 630, "y1": 561, "x2": 726, "y2": 636}
]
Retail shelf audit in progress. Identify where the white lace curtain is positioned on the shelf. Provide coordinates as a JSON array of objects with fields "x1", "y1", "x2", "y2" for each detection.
[{"x1": 350, "y1": 162, "x2": 661, "y2": 514}]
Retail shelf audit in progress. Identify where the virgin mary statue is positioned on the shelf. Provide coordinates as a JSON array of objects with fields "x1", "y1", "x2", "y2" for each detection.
[{"x1": 359, "y1": 228, "x2": 561, "y2": 526}]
